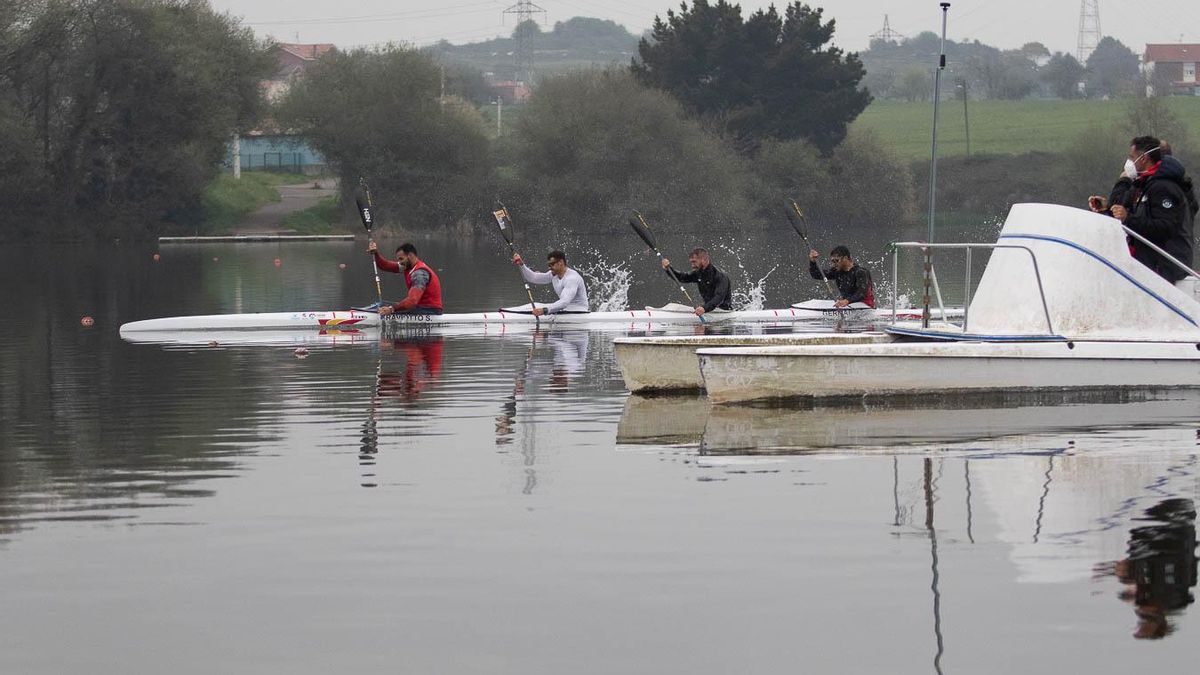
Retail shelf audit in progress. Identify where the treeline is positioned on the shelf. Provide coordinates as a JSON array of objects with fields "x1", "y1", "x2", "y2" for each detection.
[
  {"x1": 0, "y1": 0, "x2": 273, "y2": 239},
  {"x1": 285, "y1": 0, "x2": 913, "y2": 236},
  {"x1": 3, "y1": 1, "x2": 1180, "y2": 241},
  {"x1": 427, "y1": 16, "x2": 640, "y2": 81},
  {"x1": 863, "y1": 33, "x2": 1142, "y2": 101}
]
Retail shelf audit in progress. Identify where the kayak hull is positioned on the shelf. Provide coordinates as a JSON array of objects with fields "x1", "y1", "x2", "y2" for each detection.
[
  {"x1": 119, "y1": 303, "x2": 952, "y2": 333},
  {"x1": 119, "y1": 310, "x2": 381, "y2": 333}
]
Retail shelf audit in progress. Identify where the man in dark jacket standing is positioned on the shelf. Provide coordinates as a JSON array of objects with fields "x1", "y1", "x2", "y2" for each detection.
[
  {"x1": 660, "y1": 248, "x2": 733, "y2": 317},
  {"x1": 1110, "y1": 136, "x2": 1196, "y2": 286},
  {"x1": 809, "y1": 246, "x2": 875, "y2": 308}
]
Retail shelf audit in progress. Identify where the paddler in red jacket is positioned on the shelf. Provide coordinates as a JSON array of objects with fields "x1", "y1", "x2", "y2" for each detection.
[{"x1": 367, "y1": 241, "x2": 444, "y2": 315}]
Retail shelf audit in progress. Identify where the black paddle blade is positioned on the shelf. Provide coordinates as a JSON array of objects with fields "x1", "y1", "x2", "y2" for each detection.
[
  {"x1": 629, "y1": 212, "x2": 658, "y2": 251},
  {"x1": 492, "y1": 206, "x2": 515, "y2": 245},
  {"x1": 355, "y1": 191, "x2": 375, "y2": 233},
  {"x1": 783, "y1": 198, "x2": 807, "y2": 238}
]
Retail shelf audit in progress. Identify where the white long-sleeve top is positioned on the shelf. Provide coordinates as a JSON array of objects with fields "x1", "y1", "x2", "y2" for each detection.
[{"x1": 518, "y1": 265, "x2": 590, "y2": 313}]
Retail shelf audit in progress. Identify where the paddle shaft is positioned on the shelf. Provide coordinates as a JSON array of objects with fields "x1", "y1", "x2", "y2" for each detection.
[
  {"x1": 356, "y1": 180, "x2": 384, "y2": 307},
  {"x1": 493, "y1": 205, "x2": 539, "y2": 321},
  {"x1": 631, "y1": 213, "x2": 696, "y2": 306},
  {"x1": 508, "y1": 242, "x2": 539, "y2": 311},
  {"x1": 656, "y1": 251, "x2": 696, "y2": 305},
  {"x1": 787, "y1": 200, "x2": 836, "y2": 298}
]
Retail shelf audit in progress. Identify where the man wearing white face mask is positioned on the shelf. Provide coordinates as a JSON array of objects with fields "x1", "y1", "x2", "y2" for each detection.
[{"x1": 1107, "y1": 136, "x2": 1196, "y2": 285}]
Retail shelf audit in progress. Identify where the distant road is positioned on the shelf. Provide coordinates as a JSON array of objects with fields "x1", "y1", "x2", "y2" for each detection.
[{"x1": 234, "y1": 178, "x2": 337, "y2": 234}]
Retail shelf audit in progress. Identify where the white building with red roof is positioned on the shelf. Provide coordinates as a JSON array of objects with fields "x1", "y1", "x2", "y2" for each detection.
[{"x1": 1143, "y1": 44, "x2": 1200, "y2": 96}]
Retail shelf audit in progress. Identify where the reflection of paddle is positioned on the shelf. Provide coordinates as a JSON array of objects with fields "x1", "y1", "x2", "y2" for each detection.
[
  {"x1": 784, "y1": 198, "x2": 836, "y2": 298},
  {"x1": 354, "y1": 179, "x2": 384, "y2": 308},
  {"x1": 629, "y1": 211, "x2": 697, "y2": 308},
  {"x1": 492, "y1": 203, "x2": 539, "y2": 325}
]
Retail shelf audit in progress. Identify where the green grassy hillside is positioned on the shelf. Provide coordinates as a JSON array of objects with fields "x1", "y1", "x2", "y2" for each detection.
[{"x1": 852, "y1": 98, "x2": 1200, "y2": 160}]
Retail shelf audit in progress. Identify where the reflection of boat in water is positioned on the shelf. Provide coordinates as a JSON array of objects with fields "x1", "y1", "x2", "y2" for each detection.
[
  {"x1": 613, "y1": 389, "x2": 1200, "y2": 454},
  {"x1": 615, "y1": 394, "x2": 709, "y2": 445},
  {"x1": 701, "y1": 389, "x2": 1200, "y2": 454},
  {"x1": 699, "y1": 204, "x2": 1200, "y2": 403}
]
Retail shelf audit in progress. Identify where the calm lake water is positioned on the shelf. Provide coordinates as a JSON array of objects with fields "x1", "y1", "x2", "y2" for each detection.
[{"x1": 1, "y1": 228, "x2": 1198, "y2": 674}]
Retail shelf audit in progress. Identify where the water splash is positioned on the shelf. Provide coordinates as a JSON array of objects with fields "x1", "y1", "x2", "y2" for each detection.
[
  {"x1": 576, "y1": 253, "x2": 632, "y2": 312},
  {"x1": 733, "y1": 265, "x2": 777, "y2": 311},
  {"x1": 713, "y1": 242, "x2": 776, "y2": 311}
]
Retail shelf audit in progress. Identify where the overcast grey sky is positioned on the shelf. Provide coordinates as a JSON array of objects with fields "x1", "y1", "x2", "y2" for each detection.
[{"x1": 208, "y1": 0, "x2": 1200, "y2": 56}]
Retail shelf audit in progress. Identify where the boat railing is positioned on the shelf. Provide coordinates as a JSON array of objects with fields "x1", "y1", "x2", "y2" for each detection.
[
  {"x1": 889, "y1": 242, "x2": 1055, "y2": 335},
  {"x1": 1122, "y1": 226, "x2": 1200, "y2": 281}
]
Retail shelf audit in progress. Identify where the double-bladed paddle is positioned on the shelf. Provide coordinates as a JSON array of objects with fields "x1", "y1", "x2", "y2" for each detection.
[
  {"x1": 784, "y1": 198, "x2": 836, "y2": 298},
  {"x1": 492, "y1": 202, "x2": 539, "y2": 321},
  {"x1": 354, "y1": 179, "x2": 384, "y2": 309},
  {"x1": 628, "y1": 211, "x2": 697, "y2": 307}
]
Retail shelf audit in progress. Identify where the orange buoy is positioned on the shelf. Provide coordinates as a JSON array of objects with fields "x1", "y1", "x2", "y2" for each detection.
[
  {"x1": 338, "y1": 263, "x2": 347, "y2": 270},
  {"x1": 273, "y1": 258, "x2": 282, "y2": 266},
  {"x1": 80, "y1": 316, "x2": 94, "y2": 327},
  {"x1": 152, "y1": 253, "x2": 161, "y2": 262}
]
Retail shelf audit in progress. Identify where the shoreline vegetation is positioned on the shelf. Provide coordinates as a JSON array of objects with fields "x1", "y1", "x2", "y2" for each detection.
[
  {"x1": 201, "y1": 172, "x2": 313, "y2": 233},
  {"x1": 3, "y1": 1, "x2": 1198, "y2": 242}
]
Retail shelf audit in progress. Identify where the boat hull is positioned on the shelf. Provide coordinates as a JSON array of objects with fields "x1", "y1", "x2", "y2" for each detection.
[
  {"x1": 119, "y1": 310, "x2": 381, "y2": 333},
  {"x1": 698, "y1": 341, "x2": 1200, "y2": 404},
  {"x1": 614, "y1": 332, "x2": 890, "y2": 393},
  {"x1": 121, "y1": 303, "x2": 938, "y2": 333},
  {"x1": 381, "y1": 306, "x2": 888, "y2": 327}
]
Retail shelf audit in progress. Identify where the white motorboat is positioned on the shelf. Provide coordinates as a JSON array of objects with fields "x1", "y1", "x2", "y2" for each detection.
[
  {"x1": 613, "y1": 332, "x2": 891, "y2": 393},
  {"x1": 698, "y1": 203, "x2": 1200, "y2": 404}
]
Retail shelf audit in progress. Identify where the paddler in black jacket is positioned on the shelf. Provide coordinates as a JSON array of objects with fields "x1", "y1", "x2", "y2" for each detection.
[
  {"x1": 1109, "y1": 136, "x2": 1197, "y2": 286},
  {"x1": 660, "y1": 248, "x2": 733, "y2": 317},
  {"x1": 809, "y1": 245, "x2": 875, "y2": 308}
]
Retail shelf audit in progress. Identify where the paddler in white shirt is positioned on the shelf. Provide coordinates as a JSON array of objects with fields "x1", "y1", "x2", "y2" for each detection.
[{"x1": 510, "y1": 250, "x2": 590, "y2": 316}]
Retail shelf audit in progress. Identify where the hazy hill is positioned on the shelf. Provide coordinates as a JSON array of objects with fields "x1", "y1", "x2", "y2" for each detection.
[{"x1": 426, "y1": 17, "x2": 639, "y2": 80}]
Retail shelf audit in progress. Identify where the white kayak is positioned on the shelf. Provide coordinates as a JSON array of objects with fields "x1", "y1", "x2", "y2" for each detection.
[
  {"x1": 119, "y1": 301, "x2": 954, "y2": 333},
  {"x1": 119, "y1": 309, "x2": 382, "y2": 333},
  {"x1": 378, "y1": 302, "x2": 882, "y2": 327}
]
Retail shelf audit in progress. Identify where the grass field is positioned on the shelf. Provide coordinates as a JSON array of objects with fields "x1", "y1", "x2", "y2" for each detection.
[
  {"x1": 853, "y1": 98, "x2": 1200, "y2": 160},
  {"x1": 200, "y1": 171, "x2": 314, "y2": 231},
  {"x1": 280, "y1": 196, "x2": 342, "y2": 234}
]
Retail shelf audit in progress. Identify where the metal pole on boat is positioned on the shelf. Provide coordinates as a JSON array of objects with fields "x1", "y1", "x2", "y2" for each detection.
[
  {"x1": 928, "y1": 2, "x2": 949, "y2": 244},
  {"x1": 923, "y1": 2, "x2": 951, "y2": 329}
]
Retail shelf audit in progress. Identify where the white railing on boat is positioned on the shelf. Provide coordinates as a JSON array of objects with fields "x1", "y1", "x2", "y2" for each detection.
[
  {"x1": 890, "y1": 242, "x2": 1055, "y2": 335},
  {"x1": 1121, "y1": 226, "x2": 1200, "y2": 282}
]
